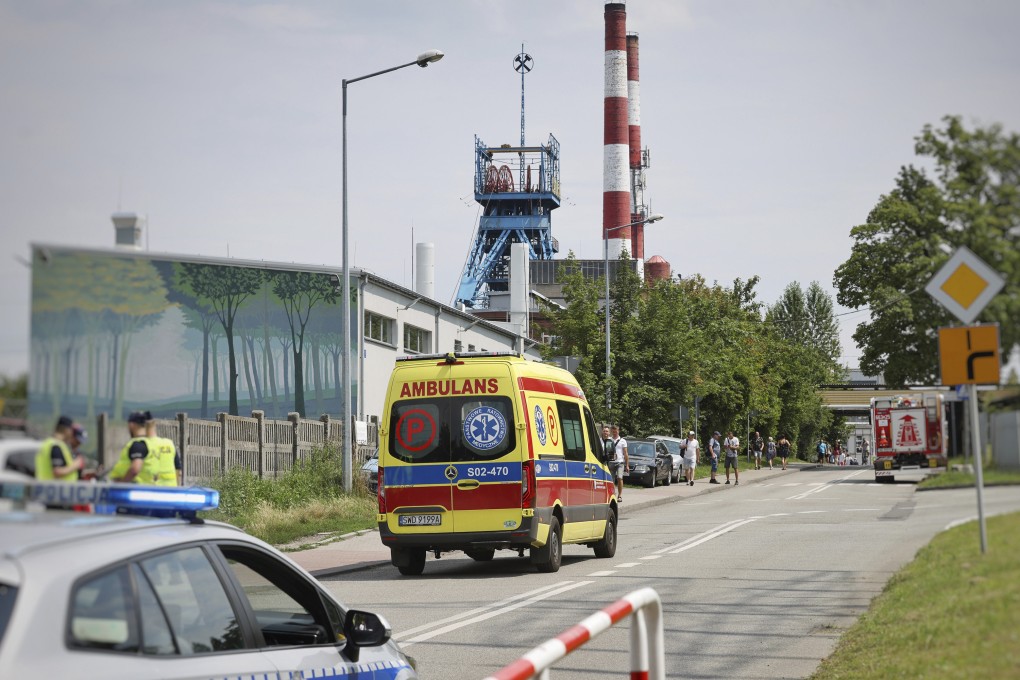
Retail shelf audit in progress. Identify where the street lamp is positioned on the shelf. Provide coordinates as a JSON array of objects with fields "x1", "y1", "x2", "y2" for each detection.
[
  {"x1": 341, "y1": 49, "x2": 444, "y2": 492},
  {"x1": 604, "y1": 213, "x2": 664, "y2": 417}
]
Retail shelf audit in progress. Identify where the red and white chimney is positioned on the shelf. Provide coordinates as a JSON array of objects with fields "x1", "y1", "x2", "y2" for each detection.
[
  {"x1": 626, "y1": 31, "x2": 645, "y2": 262},
  {"x1": 603, "y1": 2, "x2": 631, "y2": 260}
]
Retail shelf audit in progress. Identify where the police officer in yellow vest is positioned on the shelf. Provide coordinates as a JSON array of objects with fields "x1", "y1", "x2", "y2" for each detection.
[
  {"x1": 111, "y1": 411, "x2": 161, "y2": 484},
  {"x1": 35, "y1": 416, "x2": 86, "y2": 481},
  {"x1": 145, "y1": 417, "x2": 180, "y2": 487}
]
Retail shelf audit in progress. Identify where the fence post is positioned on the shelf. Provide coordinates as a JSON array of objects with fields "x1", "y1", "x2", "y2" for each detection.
[
  {"x1": 217, "y1": 412, "x2": 227, "y2": 477},
  {"x1": 288, "y1": 412, "x2": 300, "y2": 466},
  {"x1": 176, "y1": 412, "x2": 188, "y2": 485},
  {"x1": 320, "y1": 413, "x2": 332, "y2": 447},
  {"x1": 253, "y1": 410, "x2": 265, "y2": 479},
  {"x1": 97, "y1": 412, "x2": 109, "y2": 470}
]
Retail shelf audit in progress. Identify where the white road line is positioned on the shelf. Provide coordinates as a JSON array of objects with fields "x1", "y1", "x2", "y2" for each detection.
[
  {"x1": 394, "y1": 581, "x2": 573, "y2": 639},
  {"x1": 945, "y1": 516, "x2": 977, "y2": 531},
  {"x1": 640, "y1": 555, "x2": 662, "y2": 560},
  {"x1": 653, "y1": 518, "x2": 749, "y2": 555},
  {"x1": 615, "y1": 562, "x2": 641, "y2": 568},
  {"x1": 396, "y1": 580, "x2": 594, "y2": 647},
  {"x1": 587, "y1": 570, "x2": 617, "y2": 577},
  {"x1": 669, "y1": 518, "x2": 758, "y2": 554},
  {"x1": 798, "y1": 510, "x2": 825, "y2": 514}
]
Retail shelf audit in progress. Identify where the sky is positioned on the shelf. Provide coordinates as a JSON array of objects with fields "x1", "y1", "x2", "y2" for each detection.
[{"x1": 2, "y1": 0, "x2": 1019, "y2": 379}]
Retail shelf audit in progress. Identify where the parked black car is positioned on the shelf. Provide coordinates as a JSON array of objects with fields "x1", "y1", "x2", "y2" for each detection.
[{"x1": 625, "y1": 438, "x2": 673, "y2": 488}]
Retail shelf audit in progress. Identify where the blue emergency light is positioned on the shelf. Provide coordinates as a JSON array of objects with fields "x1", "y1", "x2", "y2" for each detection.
[{"x1": 0, "y1": 480, "x2": 219, "y2": 515}]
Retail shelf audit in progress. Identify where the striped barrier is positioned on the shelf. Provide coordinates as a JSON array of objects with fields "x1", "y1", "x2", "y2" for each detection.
[{"x1": 483, "y1": 587, "x2": 664, "y2": 680}]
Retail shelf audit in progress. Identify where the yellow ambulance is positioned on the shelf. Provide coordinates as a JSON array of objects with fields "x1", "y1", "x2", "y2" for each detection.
[{"x1": 377, "y1": 352, "x2": 617, "y2": 575}]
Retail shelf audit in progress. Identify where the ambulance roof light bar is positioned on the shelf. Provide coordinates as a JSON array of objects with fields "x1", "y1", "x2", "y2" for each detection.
[{"x1": 0, "y1": 480, "x2": 219, "y2": 518}]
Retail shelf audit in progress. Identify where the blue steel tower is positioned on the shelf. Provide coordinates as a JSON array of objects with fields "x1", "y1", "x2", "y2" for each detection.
[{"x1": 456, "y1": 49, "x2": 560, "y2": 308}]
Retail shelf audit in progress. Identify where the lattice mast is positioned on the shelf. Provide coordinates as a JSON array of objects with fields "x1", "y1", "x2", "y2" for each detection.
[{"x1": 456, "y1": 50, "x2": 560, "y2": 308}]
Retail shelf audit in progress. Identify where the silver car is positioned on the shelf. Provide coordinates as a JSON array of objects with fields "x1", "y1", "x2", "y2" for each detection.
[
  {"x1": 0, "y1": 481, "x2": 417, "y2": 679},
  {"x1": 648, "y1": 435, "x2": 687, "y2": 483}
]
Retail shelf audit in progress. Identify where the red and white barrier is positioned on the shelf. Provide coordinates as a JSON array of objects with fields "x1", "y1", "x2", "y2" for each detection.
[{"x1": 483, "y1": 587, "x2": 665, "y2": 680}]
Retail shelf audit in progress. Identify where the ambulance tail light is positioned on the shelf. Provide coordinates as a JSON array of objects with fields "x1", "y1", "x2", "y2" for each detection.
[
  {"x1": 377, "y1": 468, "x2": 387, "y2": 513},
  {"x1": 521, "y1": 460, "x2": 536, "y2": 509}
]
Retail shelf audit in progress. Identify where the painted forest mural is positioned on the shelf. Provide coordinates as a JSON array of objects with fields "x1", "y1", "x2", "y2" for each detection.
[{"x1": 29, "y1": 247, "x2": 351, "y2": 431}]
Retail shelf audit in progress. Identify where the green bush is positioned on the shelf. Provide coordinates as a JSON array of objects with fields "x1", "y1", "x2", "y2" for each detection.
[{"x1": 203, "y1": 442, "x2": 370, "y2": 528}]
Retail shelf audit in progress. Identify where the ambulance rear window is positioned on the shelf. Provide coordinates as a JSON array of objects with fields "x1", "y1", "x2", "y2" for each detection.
[{"x1": 389, "y1": 396, "x2": 516, "y2": 463}]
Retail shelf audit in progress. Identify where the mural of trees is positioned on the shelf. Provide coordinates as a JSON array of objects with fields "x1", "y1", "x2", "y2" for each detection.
[
  {"x1": 174, "y1": 263, "x2": 263, "y2": 415},
  {"x1": 268, "y1": 271, "x2": 338, "y2": 417},
  {"x1": 30, "y1": 249, "x2": 348, "y2": 426}
]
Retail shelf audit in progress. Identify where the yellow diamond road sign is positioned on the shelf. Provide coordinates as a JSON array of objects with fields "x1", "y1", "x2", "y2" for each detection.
[{"x1": 925, "y1": 246, "x2": 1005, "y2": 323}]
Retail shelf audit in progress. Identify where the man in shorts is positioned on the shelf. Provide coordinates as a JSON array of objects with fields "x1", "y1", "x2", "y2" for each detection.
[
  {"x1": 752, "y1": 431, "x2": 764, "y2": 470},
  {"x1": 683, "y1": 430, "x2": 699, "y2": 486},
  {"x1": 724, "y1": 430, "x2": 740, "y2": 485},
  {"x1": 610, "y1": 425, "x2": 629, "y2": 502}
]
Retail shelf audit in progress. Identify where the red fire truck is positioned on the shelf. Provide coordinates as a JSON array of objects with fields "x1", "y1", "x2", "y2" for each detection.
[{"x1": 871, "y1": 393, "x2": 948, "y2": 482}]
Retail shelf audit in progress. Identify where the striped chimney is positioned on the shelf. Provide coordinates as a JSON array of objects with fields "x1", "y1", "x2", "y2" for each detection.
[
  {"x1": 603, "y1": 2, "x2": 631, "y2": 259},
  {"x1": 626, "y1": 31, "x2": 645, "y2": 261}
]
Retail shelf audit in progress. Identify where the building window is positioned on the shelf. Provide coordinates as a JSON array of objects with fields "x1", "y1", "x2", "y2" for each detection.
[
  {"x1": 365, "y1": 311, "x2": 395, "y2": 346},
  {"x1": 404, "y1": 323, "x2": 431, "y2": 354},
  {"x1": 454, "y1": 340, "x2": 463, "y2": 352},
  {"x1": 468, "y1": 344, "x2": 476, "y2": 352}
]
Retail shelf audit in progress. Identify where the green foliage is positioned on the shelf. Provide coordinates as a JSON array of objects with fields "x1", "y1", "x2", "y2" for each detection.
[
  {"x1": 0, "y1": 374, "x2": 28, "y2": 399},
  {"x1": 544, "y1": 250, "x2": 842, "y2": 450},
  {"x1": 834, "y1": 116, "x2": 1020, "y2": 387},
  {"x1": 204, "y1": 442, "x2": 372, "y2": 541}
]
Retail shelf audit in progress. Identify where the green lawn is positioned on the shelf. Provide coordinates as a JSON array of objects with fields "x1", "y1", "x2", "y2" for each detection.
[
  {"x1": 811, "y1": 511, "x2": 1020, "y2": 679},
  {"x1": 919, "y1": 462, "x2": 1020, "y2": 490}
]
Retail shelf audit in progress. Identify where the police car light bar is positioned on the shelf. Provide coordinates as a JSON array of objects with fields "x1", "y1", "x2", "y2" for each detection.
[{"x1": 0, "y1": 480, "x2": 220, "y2": 513}]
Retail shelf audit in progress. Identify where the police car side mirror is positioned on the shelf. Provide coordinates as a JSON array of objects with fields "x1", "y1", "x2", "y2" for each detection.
[{"x1": 343, "y1": 609, "x2": 392, "y2": 662}]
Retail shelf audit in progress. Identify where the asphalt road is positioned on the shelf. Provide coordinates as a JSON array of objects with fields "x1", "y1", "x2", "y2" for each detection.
[{"x1": 321, "y1": 467, "x2": 1020, "y2": 679}]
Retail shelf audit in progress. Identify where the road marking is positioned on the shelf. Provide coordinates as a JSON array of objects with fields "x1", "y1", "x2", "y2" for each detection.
[
  {"x1": 788, "y1": 469, "x2": 871, "y2": 499},
  {"x1": 640, "y1": 555, "x2": 662, "y2": 560},
  {"x1": 945, "y1": 515, "x2": 977, "y2": 531},
  {"x1": 396, "y1": 580, "x2": 594, "y2": 646},
  {"x1": 798, "y1": 510, "x2": 825, "y2": 514},
  {"x1": 615, "y1": 562, "x2": 641, "y2": 568},
  {"x1": 668, "y1": 518, "x2": 758, "y2": 554},
  {"x1": 653, "y1": 519, "x2": 749, "y2": 555},
  {"x1": 587, "y1": 570, "x2": 617, "y2": 577},
  {"x1": 395, "y1": 582, "x2": 575, "y2": 640}
]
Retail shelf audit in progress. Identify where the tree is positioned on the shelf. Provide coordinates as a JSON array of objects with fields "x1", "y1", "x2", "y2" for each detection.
[
  {"x1": 269, "y1": 271, "x2": 338, "y2": 417},
  {"x1": 835, "y1": 116, "x2": 1020, "y2": 386},
  {"x1": 175, "y1": 263, "x2": 263, "y2": 415}
]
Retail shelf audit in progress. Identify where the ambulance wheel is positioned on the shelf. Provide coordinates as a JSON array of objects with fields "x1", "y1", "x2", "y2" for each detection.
[
  {"x1": 593, "y1": 509, "x2": 617, "y2": 558},
  {"x1": 466, "y1": 548, "x2": 495, "y2": 562},
  {"x1": 394, "y1": 548, "x2": 426, "y2": 576},
  {"x1": 532, "y1": 517, "x2": 562, "y2": 573}
]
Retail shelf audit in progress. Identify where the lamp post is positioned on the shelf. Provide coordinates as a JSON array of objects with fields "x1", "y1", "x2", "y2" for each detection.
[
  {"x1": 604, "y1": 213, "x2": 664, "y2": 418},
  {"x1": 342, "y1": 49, "x2": 444, "y2": 492}
]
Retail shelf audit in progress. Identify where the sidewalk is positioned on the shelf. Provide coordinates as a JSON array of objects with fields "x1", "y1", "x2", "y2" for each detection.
[{"x1": 287, "y1": 463, "x2": 818, "y2": 578}]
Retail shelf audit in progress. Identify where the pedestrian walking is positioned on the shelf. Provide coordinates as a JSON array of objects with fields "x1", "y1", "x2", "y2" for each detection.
[
  {"x1": 145, "y1": 417, "x2": 180, "y2": 486},
  {"x1": 816, "y1": 439, "x2": 827, "y2": 464},
  {"x1": 708, "y1": 432, "x2": 721, "y2": 484},
  {"x1": 34, "y1": 415, "x2": 85, "y2": 481},
  {"x1": 752, "y1": 431, "x2": 764, "y2": 470},
  {"x1": 765, "y1": 436, "x2": 777, "y2": 469},
  {"x1": 724, "y1": 430, "x2": 740, "y2": 485},
  {"x1": 610, "y1": 425, "x2": 629, "y2": 502},
  {"x1": 862, "y1": 438, "x2": 871, "y2": 465},
  {"x1": 683, "y1": 430, "x2": 699, "y2": 486},
  {"x1": 778, "y1": 434, "x2": 792, "y2": 470}
]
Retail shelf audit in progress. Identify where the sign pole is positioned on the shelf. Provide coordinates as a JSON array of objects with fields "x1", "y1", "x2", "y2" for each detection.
[{"x1": 968, "y1": 382, "x2": 988, "y2": 554}]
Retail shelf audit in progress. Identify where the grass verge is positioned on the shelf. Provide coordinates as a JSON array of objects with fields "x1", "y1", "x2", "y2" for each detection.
[
  {"x1": 918, "y1": 459, "x2": 1020, "y2": 490},
  {"x1": 811, "y1": 511, "x2": 1020, "y2": 679},
  {"x1": 200, "y1": 442, "x2": 378, "y2": 546}
]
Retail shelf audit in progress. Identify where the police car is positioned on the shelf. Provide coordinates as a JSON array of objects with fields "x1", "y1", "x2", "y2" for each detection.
[{"x1": 0, "y1": 481, "x2": 417, "y2": 679}]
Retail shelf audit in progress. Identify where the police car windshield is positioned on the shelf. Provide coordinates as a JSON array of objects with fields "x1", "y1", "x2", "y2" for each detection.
[{"x1": 389, "y1": 396, "x2": 516, "y2": 464}]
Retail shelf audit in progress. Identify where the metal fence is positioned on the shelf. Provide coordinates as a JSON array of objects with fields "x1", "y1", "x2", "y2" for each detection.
[{"x1": 96, "y1": 410, "x2": 379, "y2": 485}]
